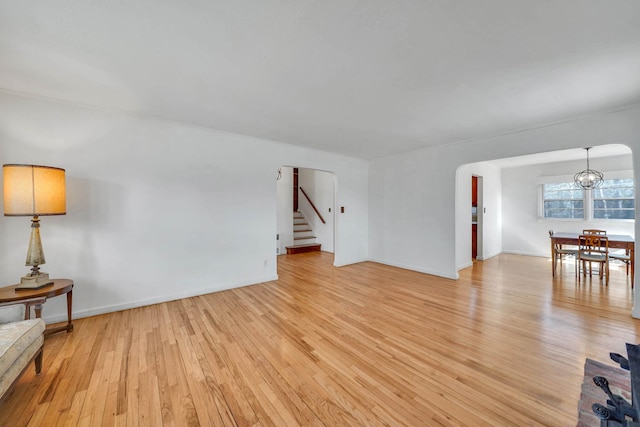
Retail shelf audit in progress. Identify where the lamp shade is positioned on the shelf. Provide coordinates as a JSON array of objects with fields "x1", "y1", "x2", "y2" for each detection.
[{"x1": 3, "y1": 164, "x2": 66, "y2": 216}]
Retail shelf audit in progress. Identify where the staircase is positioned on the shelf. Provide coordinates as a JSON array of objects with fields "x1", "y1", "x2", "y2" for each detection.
[{"x1": 286, "y1": 211, "x2": 321, "y2": 254}]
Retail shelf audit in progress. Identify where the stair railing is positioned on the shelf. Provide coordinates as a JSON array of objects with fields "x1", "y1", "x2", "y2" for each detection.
[{"x1": 299, "y1": 187, "x2": 326, "y2": 224}]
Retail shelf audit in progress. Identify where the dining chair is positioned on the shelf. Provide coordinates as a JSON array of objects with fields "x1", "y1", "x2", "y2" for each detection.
[
  {"x1": 609, "y1": 250, "x2": 631, "y2": 276},
  {"x1": 576, "y1": 234, "x2": 609, "y2": 285},
  {"x1": 549, "y1": 230, "x2": 577, "y2": 276},
  {"x1": 582, "y1": 229, "x2": 631, "y2": 279},
  {"x1": 581, "y1": 230, "x2": 607, "y2": 275}
]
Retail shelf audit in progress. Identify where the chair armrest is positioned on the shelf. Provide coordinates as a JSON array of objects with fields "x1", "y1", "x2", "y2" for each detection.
[{"x1": 0, "y1": 297, "x2": 47, "y2": 321}]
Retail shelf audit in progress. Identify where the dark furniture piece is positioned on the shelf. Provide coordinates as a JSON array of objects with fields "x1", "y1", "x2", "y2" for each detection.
[
  {"x1": 0, "y1": 279, "x2": 74, "y2": 336},
  {"x1": 549, "y1": 233, "x2": 634, "y2": 284}
]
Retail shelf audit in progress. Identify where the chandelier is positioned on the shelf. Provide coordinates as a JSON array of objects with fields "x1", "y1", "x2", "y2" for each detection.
[{"x1": 574, "y1": 147, "x2": 604, "y2": 190}]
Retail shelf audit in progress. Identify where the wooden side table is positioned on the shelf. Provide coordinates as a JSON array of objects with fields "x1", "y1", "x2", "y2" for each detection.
[{"x1": 0, "y1": 279, "x2": 74, "y2": 336}]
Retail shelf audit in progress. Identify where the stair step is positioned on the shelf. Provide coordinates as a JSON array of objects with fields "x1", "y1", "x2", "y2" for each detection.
[
  {"x1": 294, "y1": 235, "x2": 316, "y2": 240},
  {"x1": 286, "y1": 243, "x2": 321, "y2": 254}
]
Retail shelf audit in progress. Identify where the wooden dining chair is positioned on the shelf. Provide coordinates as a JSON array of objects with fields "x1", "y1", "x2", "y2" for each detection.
[
  {"x1": 581, "y1": 230, "x2": 607, "y2": 276},
  {"x1": 576, "y1": 234, "x2": 609, "y2": 285},
  {"x1": 609, "y1": 250, "x2": 631, "y2": 276},
  {"x1": 549, "y1": 230, "x2": 577, "y2": 276},
  {"x1": 582, "y1": 229, "x2": 631, "y2": 279}
]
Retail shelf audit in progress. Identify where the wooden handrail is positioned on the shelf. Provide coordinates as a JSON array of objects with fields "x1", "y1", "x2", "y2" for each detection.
[{"x1": 299, "y1": 187, "x2": 326, "y2": 224}]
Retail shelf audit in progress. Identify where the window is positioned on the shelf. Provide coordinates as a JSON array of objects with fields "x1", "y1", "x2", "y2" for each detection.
[
  {"x1": 541, "y1": 178, "x2": 635, "y2": 220},
  {"x1": 542, "y1": 183, "x2": 584, "y2": 219},
  {"x1": 592, "y1": 179, "x2": 635, "y2": 219}
]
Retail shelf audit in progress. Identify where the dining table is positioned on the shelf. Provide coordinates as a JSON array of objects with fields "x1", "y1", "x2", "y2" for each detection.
[{"x1": 549, "y1": 232, "x2": 634, "y2": 280}]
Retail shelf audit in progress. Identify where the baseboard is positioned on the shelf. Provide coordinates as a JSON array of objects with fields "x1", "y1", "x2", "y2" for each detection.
[
  {"x1": 367, "y1": 258, "x2": 458, "y2": 280},
  {"x1": 476, "y1": 251, "x2": 502, "y2": 261},
  {"x1": 457, "y1": 261, "x2": 473, "y2": 270},
  {"x1": 41, "y1": 274, "x2": 279, "y2": 324},
  {"x1": 333, "y1": 257, "x2": 368, "y2": 267},
  {"x1": 500, "y1": 250, "x2": 548, "y2": 258}
]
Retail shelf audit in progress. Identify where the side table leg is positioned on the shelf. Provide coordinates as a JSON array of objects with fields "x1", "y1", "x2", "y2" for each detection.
[
  {"x1": 66, "y1": 289, "x2": 73, "y2": 332},
  {"x1": 631, "y1": 249, "x2": 635, "y2": 289},
  {"x1": 35, "y1": 304, "x2": 43, "y2": 319},
  {"x1": 550, "y1": 240, "x2": 556, "y2": 277}
]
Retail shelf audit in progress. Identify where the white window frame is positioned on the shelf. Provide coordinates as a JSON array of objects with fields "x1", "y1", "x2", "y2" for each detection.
[
  {"x1": 537, "y1": 171, "x2": 635, "y2": 222},
  {"x1": 539, "y1": 182, "x2": 585, "y2": 220},
  {"x1": 592, "y1": 178, "x2": 635, "y2": 220}
]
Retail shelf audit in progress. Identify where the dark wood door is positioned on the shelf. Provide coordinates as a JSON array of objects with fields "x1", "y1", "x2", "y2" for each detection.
[
  {"x1": 472, "y1": 224, "x2": 478, "y2": 259},
  {"x1": 472, "y1": 176, "x2": 478, "y2": 260},
  {"x1": 472, "y1": 176, "x2": 478, "y2": 207},
  {"x1": 293, "y1": 168, "x2": 299, "y2": 212}
]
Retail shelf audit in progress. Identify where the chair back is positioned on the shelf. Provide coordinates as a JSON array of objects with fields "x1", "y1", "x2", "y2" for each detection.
[
  {"x1": 583, "y1": 229, "x2": 607, "y2": 235},
  {"x1": 579, "y1": 234, "x2": 609, "y2": 257},
  {"x1": 0, "y1": 298, "x2": 46, "y2": 322},
  {"x1": 0, "y1": 304, "x2": 24, "y2": 324}
]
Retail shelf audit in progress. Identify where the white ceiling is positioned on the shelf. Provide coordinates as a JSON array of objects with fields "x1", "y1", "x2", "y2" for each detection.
[{"x1": 1, "y1": 1, "x2": 639, "y2": 159}]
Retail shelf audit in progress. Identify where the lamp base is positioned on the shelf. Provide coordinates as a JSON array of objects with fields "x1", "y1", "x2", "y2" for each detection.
[{"x1": 16, "y1": 272, "x2": 54, "y2": 290}]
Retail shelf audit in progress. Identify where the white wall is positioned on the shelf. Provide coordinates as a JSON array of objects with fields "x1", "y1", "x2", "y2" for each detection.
[
  {"x1": 368, "y1": 146, "x2": 459, "y2": 278},
  {"x1": 455, "y1": 162, "x2": 502, "y2": 269},
  {"x1": 0, "y1": 91, "x2": 369, "y2": 323},
  {"x1": 502, "y1": 154, "x2": 634, "y2": 257},
  {"x1": 299, "y1": 168, "x2": 335, "y2": 253},
  {"x1": 369, "y1": 105, "x2": 640, "y2": 316}
]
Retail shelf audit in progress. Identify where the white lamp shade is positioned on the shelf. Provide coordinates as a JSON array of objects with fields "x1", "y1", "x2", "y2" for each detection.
[{"x1": 3, "y1": 164, "x2": 66, "y2": 216}]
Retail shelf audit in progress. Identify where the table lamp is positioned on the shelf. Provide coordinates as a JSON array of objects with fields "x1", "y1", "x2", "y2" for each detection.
[{"x1": 3, "y1": 164, "x2": 66, "y2": 289}]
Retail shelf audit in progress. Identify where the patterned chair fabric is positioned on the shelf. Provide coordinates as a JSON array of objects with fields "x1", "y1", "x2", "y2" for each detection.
[{"x1": 0, "y1": 299, "x2": 46, "y2": 402}]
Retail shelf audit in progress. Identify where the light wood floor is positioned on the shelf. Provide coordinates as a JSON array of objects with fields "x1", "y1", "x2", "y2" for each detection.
[{"x1": 2, "y1": 253, "x2": 639, "y2": 426}]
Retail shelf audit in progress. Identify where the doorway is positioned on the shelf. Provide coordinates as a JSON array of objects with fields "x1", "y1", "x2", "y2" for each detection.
[
  {"x1": 472, "y1": 176, "x2": 478, "y2": 260},
  {"x1": 469, "y1": 174, "x2": 484, "y2": 262},
  {"x1": 276, "y1": 166, "x2": 336, "y2": 258}
]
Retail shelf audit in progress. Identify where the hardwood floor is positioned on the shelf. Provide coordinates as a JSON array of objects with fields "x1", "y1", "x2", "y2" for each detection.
[{"x1": 1, "y1": 253, "x2": 639, "y2": 426}]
